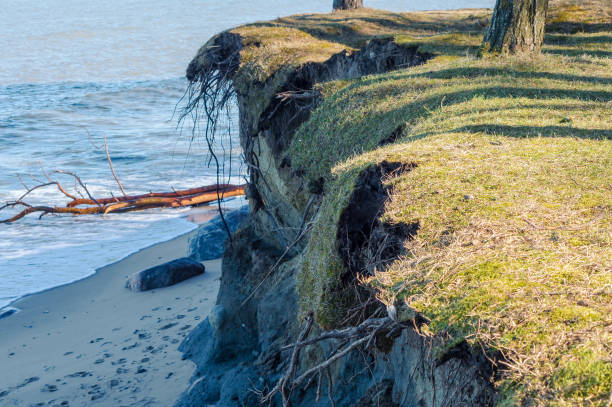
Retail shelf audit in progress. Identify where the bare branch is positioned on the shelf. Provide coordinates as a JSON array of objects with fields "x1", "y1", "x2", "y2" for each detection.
[{"x1": 104, "y1": 135, "x2": 128, "y2": 199}]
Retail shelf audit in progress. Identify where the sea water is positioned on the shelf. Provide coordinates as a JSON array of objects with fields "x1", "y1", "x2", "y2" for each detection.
[{"x1": 0, "y1": 0, "x2": 494, "y2": 308}]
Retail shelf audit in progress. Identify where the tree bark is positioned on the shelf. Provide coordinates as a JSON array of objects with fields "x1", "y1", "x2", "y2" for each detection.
[
  {"x1": 482, "y1": 0, "x2": 549, "y2": 55},
  {"x1": 333, "y1": 0, "x2": 363, "y2": 11}
]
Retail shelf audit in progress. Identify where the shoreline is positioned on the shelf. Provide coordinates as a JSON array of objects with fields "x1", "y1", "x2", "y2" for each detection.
[
  {"x1": 0, "y1": 206, "x2": 223, "y2": 314},
  {"x1": 0, "y1": 224, "x2": 221, "y2": 406},
  {"x1": 0, "y1": 227, "x2": 197, "y2": 315}
]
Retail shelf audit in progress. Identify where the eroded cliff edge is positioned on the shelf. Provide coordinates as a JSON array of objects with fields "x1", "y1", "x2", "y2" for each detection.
[{"x1": 175, "y1": 4, "x2": 612, "y2": 407}]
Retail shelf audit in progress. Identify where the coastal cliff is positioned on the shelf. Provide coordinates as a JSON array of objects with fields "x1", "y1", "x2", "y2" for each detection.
[{"x1": 176, "y1": 2, "x2": 611, "y2": 406}]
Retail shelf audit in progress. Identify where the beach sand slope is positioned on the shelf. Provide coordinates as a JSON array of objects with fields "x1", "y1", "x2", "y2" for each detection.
[{"x1": 0, "y1": 232, "x2": 220, "y2": 407}]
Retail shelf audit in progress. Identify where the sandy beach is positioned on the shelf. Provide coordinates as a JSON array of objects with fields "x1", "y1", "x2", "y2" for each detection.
[{"x1": 0, "y1": 229, "x2": 220, "y2": 407}]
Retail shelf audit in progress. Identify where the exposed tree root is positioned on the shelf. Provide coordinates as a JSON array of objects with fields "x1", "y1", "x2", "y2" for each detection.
[
  {"x1": 259, "y1": 315, "x2": 397, "y2": 406},
  {"x1": 178, "y1": 33, "x2": 243, "y2": 245}
]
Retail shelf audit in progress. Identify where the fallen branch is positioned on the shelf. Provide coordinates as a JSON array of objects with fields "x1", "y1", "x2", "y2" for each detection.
[
  {"x1": 2, "y1": 133, "x2": 246, "y2": 223},
  {"x1": 66, "y1": 184, "x2": 240, "y2": 207},
  {"x1": 1, "y1": 184, "x2": 245, "y2": 223}
]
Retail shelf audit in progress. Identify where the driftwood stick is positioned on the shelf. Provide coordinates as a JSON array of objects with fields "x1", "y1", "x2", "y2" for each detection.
[
  {"x1": 52, "y1": 169, "x2": 101, "y2": 206},
  {"x1": 104, "y1": 135, "x2": 128, "y2": 198}
]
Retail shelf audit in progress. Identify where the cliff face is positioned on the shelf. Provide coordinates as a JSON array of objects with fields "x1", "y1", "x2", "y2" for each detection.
[
  {"x1": 175, "y1": 28, "x2": 495, "y2": 407},
  {"x1": 175, "y1": 3, "x2": 612, "y2": 406}
]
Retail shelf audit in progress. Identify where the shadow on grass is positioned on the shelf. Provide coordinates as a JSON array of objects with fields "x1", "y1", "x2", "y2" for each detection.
[
  {"x1": 445, "y1": 124, "x2": 612, "y2": 140},
  {"x1": 300, "y1": 81, "x2": 611, "y2": 175},
  {"x1": 254, "y1": 12, "x2": 489, "y2": 49},
  {"x1": 543, "y1": 48, "x2": 612, "y2": 59},
  {"x1": 436, "y1": 103, "x2": 603, "y2": 117},
  {"x1": 406, "y1": 67, "x2": 612, "y2": 85},
  {"x1": 397, "y1": 40, "x2": 480, "y2": 57},
  {"x1": 545, "y1": 34, "x2": 612, "y2": 46},
  {"x1": 547, "y1": 22, "x2": 612, "y2": 34}
]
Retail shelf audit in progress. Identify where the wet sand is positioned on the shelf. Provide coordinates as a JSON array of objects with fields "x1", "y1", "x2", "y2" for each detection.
[{"x1": 0, "y1": 231, "x2": 220, "y2": 407}]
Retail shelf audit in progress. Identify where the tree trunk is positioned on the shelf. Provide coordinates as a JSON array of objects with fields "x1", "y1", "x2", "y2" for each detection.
[
  {"x1": 482, "y1": 0, "x2": 549, "y2": 54},
  {"x1": 333, "y1": 0, "x2": 363, "y2": 11}
]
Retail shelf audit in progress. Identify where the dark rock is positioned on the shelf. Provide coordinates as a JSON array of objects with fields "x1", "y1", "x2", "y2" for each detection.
[
  {"x1": 188, "y1": 206, "x2": 249, "y2": 261},
  {"x1": 0, "y1": 307, "x2": 18, "y2": 319},
  {"x1": 125, "y1": 258, "x2": 205, "y2": 292}
]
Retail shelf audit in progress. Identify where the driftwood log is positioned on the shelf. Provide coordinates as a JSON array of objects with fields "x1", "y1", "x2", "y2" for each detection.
[
  {"x1": 0, "y1": 182, "x2": 245, "y2": 223},
  {"x1": 0, "y1": 136, "x2": 245, "y2": 223}
]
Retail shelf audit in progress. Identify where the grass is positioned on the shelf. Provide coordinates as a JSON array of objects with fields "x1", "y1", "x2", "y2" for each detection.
[{"x1": 222, "y1": 1, "x2": 612, "y2": 405}]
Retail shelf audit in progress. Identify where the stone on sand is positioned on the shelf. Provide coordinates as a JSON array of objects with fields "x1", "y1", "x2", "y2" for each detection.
[{"x1": 125, "y1": 258, "x2": 205, "y2": 292}]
